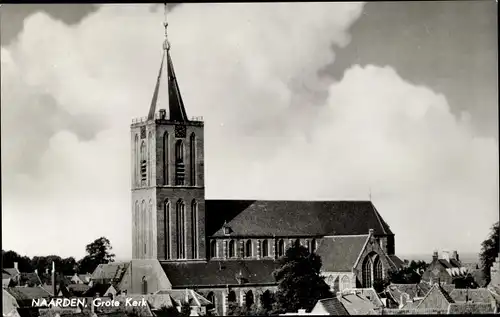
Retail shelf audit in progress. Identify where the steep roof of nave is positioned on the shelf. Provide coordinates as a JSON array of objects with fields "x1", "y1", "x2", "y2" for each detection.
[
  {"x1": 160, "y1": 260, "x2": 280, "y2": 288},
  {"x1": 205, "y1": 200, "x2": 393, "y2": 238},
  {"x1": 315, "y1": 235, "x2": 369, "y2": 272}
]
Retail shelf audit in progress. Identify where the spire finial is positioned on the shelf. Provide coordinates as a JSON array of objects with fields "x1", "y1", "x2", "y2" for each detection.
[{"x1": 163, "y1": 3, "x2": 171, "y2": 51}]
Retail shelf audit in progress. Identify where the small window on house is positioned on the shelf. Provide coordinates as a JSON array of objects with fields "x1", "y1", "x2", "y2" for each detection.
[
  {"x1": 210, "y1": 240, "x2": 217, "y2": 258},
  {"x1": 224, "y1": 227, "x2": 231, "y2": 235},
  {"x1": 229, "y1": 240, "x2": 236, "y2": 258},
  {"x1": 277, "y1": 239, "x2": 284, "y2": 257},
  {"x1": 311, "y1": 239, "x2": 316, "y2": 253},
  {"x1": 245, "y1": 240, "x2": 252, "y2": 258}
]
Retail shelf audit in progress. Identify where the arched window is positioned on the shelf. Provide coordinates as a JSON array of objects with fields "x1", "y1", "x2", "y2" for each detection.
[
  {"x1": 191, "y1": 200, "x2": 198, "y2": 258},
  {"x1": 228, "y1": 291, "x2": 236, "y2": 303},
  {"x1": 176, "y1": 199, "x2": 186, "y2": 259},
  {"x1": 134, "y1": 201, "x2": 139, "y2": 258},
  {"x1": 311, "y1": 239, "x2": 316, "y2": 253},
  {"x1": 163, "y1": 131, "x2": 169, "y2": 185},
  {"x1": 190, "y1": 133, "x2": 196, "y2": 186},
  {"x1": 341, "y1": 275, "x2": 350, "y2": 292},
  {"x1": 142, "y1": 276, "x2": 148, "y2": 295},
  {"x1": 374, "y1": 256, "x2": 383, "y2": 282},
  {"x1": 362, "y1": 257, "x2": 373, "y2": 288},
  {"x1": 140, "y1": 141, "x2": 147, "y2": 185},
  {"x1": 262, "y1": 240, "x2": 269, "y2": 257},
  {"x1": 277, "y1": 239, "x2": 284, "y2": 257},
  {"x1": 175, "y1": 140, "x2": 185, "y2": 185},
  {"x1": 147, "y1": 132, "x2": 153, "y2": 186},
  {"x1": 164, "y1": 200, "x2": 170, "y2": 260},
  {"x1": 210, "y1": 240, "x2": 217, "y2": 258},
  {"x1": 134, "y1": 134, "x2": 139, "y2": 187},
  {"x1": 245, "y1": 240, "x2": 252, "y2": 258},
  {"x1": 305, "y1": 240, "x2": 310, "y2": 253},
  {"x1": 245, "y1": 290, "x2": 254, "y2": 308},
  {"x1": 229, "y1": 240, "x2": 236, "y2": 258},
  {"x1": 261, "y1": 290, "x2": 272, "y2": 310},
  {"x1": 207, "y1": 292, "x2": 215, "y2": 309},
  {"x1": 141, "y1": 200, "x2": 146, "y2": 258}
]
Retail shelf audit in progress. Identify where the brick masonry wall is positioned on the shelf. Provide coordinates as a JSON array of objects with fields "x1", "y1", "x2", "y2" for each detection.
[{"x1": 354, "y1": 234, "x2": 393, "y2": 286}]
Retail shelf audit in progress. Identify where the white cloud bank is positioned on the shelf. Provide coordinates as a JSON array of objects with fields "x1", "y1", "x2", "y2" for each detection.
[{"x1": 1, "y1": 3, "x2": 497, "y2": 260}]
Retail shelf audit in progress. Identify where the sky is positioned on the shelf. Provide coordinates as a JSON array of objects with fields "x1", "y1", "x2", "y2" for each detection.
[{"x1": 1, "y1": 2, "x2": 498, "y2": 261}]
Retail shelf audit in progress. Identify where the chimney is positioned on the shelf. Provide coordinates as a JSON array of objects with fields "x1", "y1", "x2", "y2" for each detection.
[
  {"x1": 452, "y1": 251, "x2": 459, "y2": 262},
  {"x1": 297, "y1": 309, "x2": 307, "y2": 314},
  {"x1": 159, "y1": 109, "x2": 167, "y2": 120},
  {"x1": 14, "y1": 262, "x2": 18, "y2": 271},
  {"x1": 52, "y1": 262, "x2": 56, "y2": 296},
  {"x1": 432, "y1": 251, "x2": 438, "y2": 261},
  {"x1": 442, "y1": 251, "x2": 450, "y2": 262}
]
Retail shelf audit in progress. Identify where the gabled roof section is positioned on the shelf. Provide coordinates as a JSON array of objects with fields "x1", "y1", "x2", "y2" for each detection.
[
  {"x1": 313, "y1": 297, "x2": 349, "y2": 315},
  {"x1": 415, "y1": 283, "x2": 455, "y2": 309},
  {"x1": 208, "y1": 200, "x2": 393, "y2": 237},
  {"x1": 316, "y1": 235, "x2": 368, "y2": 272}
]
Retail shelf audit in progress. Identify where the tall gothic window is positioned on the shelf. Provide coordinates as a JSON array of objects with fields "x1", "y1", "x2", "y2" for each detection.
[
  {"x1": 210, "y1": 240, "x2": 217, "y2": 258},
  {"x1": 362, "y1": 257, "x2": 373, "y2": 288},
  {"x1": 190, "y1": 133, "x2": 196, "y2": 186},
  {"x1": 175, "y1": 140, "x2": 185, "y2": 185},
  {"x1": 134, "y1": 134, "x2": 138, "y2": 187},
  {"x1": 163, "y1": 131, "x2": 169, "y2": 185},
  {"x1": 229, "y1": 240, "x2": 236, "y2": 258},
  {"x1": 245, "y1": 290, "x2": 254, "y2": 308},
  {"x1": 191, "y1": 200, "x2": 198, "y2": 258},
  {"x1": 142, "y1": 276, "x2": 148, "y2": 295},
  {"x1": 277, "y1": 239, "x2": 284, "y2": 257},
  {"x1": 164, "y1": 200, "x2": 170, "y2": 260},
  {"x1": 147, "y1": 132, "x2": 153, "y2": 186},
  {"x1": 228, "y1": 291, "x2": 236, "y2": 303},
  {"x1": 134, "y1": 201, "x2": 139, "y2": 258},
  {"x1": 141, "y1": 200, "x2": 146, "y2": 258},
  {"x1": 262, "y1": 240, "x2": 269, "y2": 257},
  {"x1": 374, "y1": 256, "x2": 383, "y2": 282},
  {"x1": 140, "y1": 141, "x2": 147, "y2": 185},
  {"x1": 311, "y1": 239, "x2": 316, "y2": 253},
  {"x1": 245, "y1": 240, "x2": 252, "y2": 258},
  {"x1": 176, "y1": 199, "x2": 186, "y2": 259},
  {"x1": 147, "y1": 200, "x2": 153, "y2": 257}
]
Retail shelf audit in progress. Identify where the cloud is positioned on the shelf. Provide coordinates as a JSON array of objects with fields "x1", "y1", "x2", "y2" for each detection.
[{"x1": 1, "y1": 3, "x2": 497, "y2": 259}]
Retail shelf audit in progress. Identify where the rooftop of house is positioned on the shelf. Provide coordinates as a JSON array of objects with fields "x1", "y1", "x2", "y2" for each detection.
[
  {"x1": 207, "y1": 200, "x2": 393, "y2": 238},
  {"x1": 313, "y1": 297, "x2": 349, "y2": 315},
  {"x1": 385, "y1": 283, "x2": 429, "y2": 301},
  {"x1": 155, "y1": 289, "x2": 212, "y2": 307},
  {"x1": 19, "y1": 272, "x2": 42, "y2": 286},
  {"x1": 7, "y1": 286, "x2": 51, "y2": 305},
  {"x1": 415, "y1": 283, "x2": 455, "y2": 309},
  {"x1": 449, "y1": 288, "x2": 496, "y2": 304},
  {"x1": 315, "y1": 235, "x2": 368, "y2": 272},
  {"x1": 447, "y1": 302, "x2": 496, "y2": 314},
  {"x1": 91, "y1": 262, "x2": 129, "y2": 281},
  {"x1": 161, "y1": 259, "x2": 280, "y2": 287},
  {"x1": 4, "y1": 268, "x2": 20, "y2": 277},
  {"x1": 338, "y1": 292, "x2": 378, "y2": 315}
]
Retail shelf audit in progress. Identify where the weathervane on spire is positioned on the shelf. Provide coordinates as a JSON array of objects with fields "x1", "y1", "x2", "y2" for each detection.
[{"x1": 163, "y1": 3, "x2": 171, "y2": 51}]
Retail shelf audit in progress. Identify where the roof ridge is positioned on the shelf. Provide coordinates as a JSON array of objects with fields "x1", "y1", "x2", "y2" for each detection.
[{"x1": 370, "y1": 203, "x2": 388, "y2": 235}]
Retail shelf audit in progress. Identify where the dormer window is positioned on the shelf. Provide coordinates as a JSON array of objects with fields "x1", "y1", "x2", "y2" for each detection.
[{"x1": 224, "y1": 226, "x2": 231, "y2": 235}]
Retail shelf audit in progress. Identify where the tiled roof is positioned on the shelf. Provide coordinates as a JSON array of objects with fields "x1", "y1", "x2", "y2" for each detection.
[
  {"x1": 19, "y1": 272, "x2": 41, "y2": 286},
  {"x1": 67, "y1": 283, "x2": 91, "y2": 296},
  {"x1": 4, "y1": 268, "x2": 20, "y2": 277},
  {"x1": 386, "y1": 284, "x2": 428, "y2": 301},
  {"x1": 437, "y1": 259, "x2": 453, "y2": 269},
  {"x1": 84, "y1": 283, "x2": 113, "y2": 297},
  {"x1": 161, "y1": 260, "x2": 280, "y2": 287},
  {"x1": 440, "y1": 284, "x2": 455, "y2": 294},
  {"x1": 353, "y1": 289, "x2": 384, "y2": 307},
  {"x1": 449, "y1": 259, "x2": 461, "y2": 267},
  {"x1": 91, "y1": 262, "x2": 129, "y2": 281},
  {"x1": 314, "y1": 297, "x2": 349, "y2": 315},
  {"x1": 207, "y1": 200, "x2": 393, "y2": 237},
  {"x1": 415, "y1": 283, "x2": 454, "y2": 309},
  {"x1": 447, "y1": 302, "x2": 495, "y2": 314},
  {"x1": 400, "y1": 299, "x2": 421, "y2": 310},
  {"x1": 316, "y1": 235, "x2": 368, "y2": 272},
  {"x1": 339, "y1": 293, "x2": 377, "y2": 315},
  {"x1": 7, "y1": 286, "x2": 51, "y2": 307},
  {"x1": 449, "y1": 288, "x2": 495, "y2": 304}
]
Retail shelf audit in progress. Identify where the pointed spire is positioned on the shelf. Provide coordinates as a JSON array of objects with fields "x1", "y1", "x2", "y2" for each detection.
[{"x1": 147, "y1": 3, "x2": 188, "y2": 122}]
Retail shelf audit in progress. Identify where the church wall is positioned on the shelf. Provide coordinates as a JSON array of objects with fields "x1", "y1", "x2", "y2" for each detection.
[
  {"x1": 353, "y1": 235, "x2": 392, "y2": 286},
  {"x1": 119, "y1": 260, "x2": 172, "y2": 295},
  {"x1": 132, "y1": 190, "x2": 157, "y2": 260},
  {"x1": 323, "y1": 272, "x2": 356, "y2": 293}
]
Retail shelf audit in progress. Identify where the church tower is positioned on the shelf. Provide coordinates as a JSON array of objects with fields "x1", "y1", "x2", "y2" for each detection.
[{"x1": 131, "y1": 9, "x2": 205, "y2": 261}]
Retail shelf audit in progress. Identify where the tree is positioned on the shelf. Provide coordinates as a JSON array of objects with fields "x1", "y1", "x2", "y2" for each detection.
[
  {"x1": 480, "y1": 222, "x2": 499, "y2": 284},
  {"x1": 452, "y1": 274, "x2": 478, "y2": 289},
  {"x1": 2, "y1": 250, "x2": 33, "y2": 272},
  {"x1": 78, "y1": 237, "x2": 115, "y2": 274},
  {"x1": 272, "y1": 242, "x2": 333, "y2": 314},
  {"x1": 387, "y1": 260, "x2": 428, "y2": 284}
]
